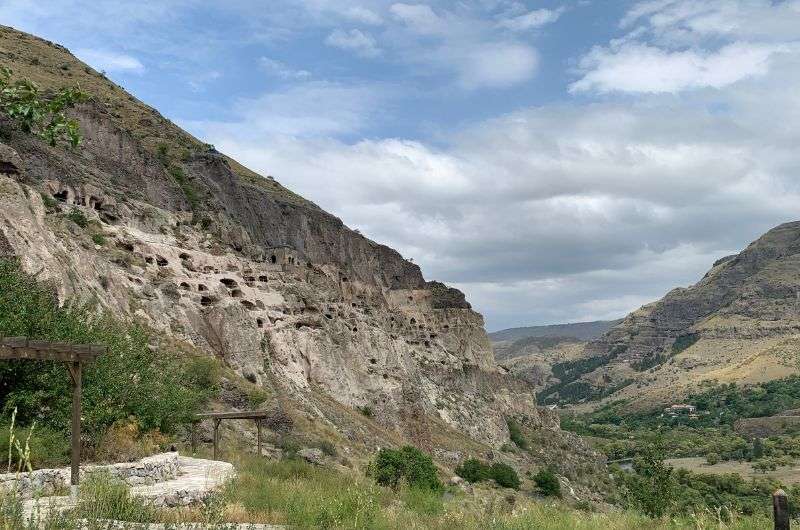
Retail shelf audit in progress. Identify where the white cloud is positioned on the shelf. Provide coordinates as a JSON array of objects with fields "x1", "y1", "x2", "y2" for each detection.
[
  {"x1": 621, "y1": 0, "x2": 800, "y2": 42},
  {"x1": 186, "y1": 81, "x2": 387, "y2": 138},
  {"x1": 259, "y1": 57, "x2": 312, "y2": 80},
  {"x1": 74, "y1": 48, "x2": 145, "y2": 74},
  {"x1": 325, "y1": 28, "x2": 382, "y2": 57},
  {"x1": 389, "y1": 3, "x2": 445, "y2": 34},
  {"x1": 498, "y1": 8, "x2": 563, "y2": 32},
  {"x1": 571, "y1": 42, "x2": 785, "y2": 94},
  {"x1": 343, "y1": 6, "x2": 383, "y2": 25},
  {"x1": 458, "y1": 42, "x2": 539, "y2": 88},
  {"x1": 573, "y1": 0, "x2": 800, "y2": 95}
]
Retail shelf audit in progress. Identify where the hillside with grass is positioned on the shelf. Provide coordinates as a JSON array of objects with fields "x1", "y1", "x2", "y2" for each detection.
[{"x1": 531, "y1": 222, "x2": 800, "y2": 409}]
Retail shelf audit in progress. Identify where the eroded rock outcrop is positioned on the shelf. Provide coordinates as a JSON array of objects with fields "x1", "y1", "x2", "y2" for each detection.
[{"x1": 0, "y1": 26, "x2": 604, "y2": 488}]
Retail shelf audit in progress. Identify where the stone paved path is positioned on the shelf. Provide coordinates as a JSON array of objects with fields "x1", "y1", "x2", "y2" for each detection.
[{"x1": 22, "y1": 456, "x2": 282, "y2": 528}]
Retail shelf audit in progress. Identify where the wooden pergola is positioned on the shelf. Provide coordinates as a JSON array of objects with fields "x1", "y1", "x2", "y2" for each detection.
[
  {"x1": 0, "y1": 337, "x2": 105, "y2": 493},
  {"x1": 194, "y1": 410, "x2": 270, "y2": 460}
]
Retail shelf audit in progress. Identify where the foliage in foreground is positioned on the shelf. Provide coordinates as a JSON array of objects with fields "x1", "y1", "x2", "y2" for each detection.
[
  {"x1": 0, "y1": 259, "x2": 218, "y2": 466},
  {"x1": 0, "y1": 67, "x2": 86, "y2": 148},
  {"x1": 0, "y1": 454, "x2": 776, "y2": 529}
]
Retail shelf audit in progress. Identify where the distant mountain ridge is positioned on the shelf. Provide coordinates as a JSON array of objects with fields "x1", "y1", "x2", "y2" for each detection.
[
  {"x1": 490, "y1": 319, "x2": 622, "y2": 344},
  {"x1": 537, "y1": 221, "x2": 800, "y2": 408}
]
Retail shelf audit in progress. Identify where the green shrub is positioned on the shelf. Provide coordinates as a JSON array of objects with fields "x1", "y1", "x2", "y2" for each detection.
[
  {"x1": 456, "y1": 458, "x2": 520, "y2": 490},
  {"x1": 0, "y1": 259, "x2": 218, "y2": 449},
  {"x1": 358, "y1": 405, "x2": 374, "y2": 418},
  {"x1": 0, "y1": 421, "x2": 69, "y2": 470},
  {"x1": 533, "y1": 469, "x2": 561, "y2": 497},
  {"x1": 507, "y1": 417, "x2": 528, "y2": 450},
  {"x1": 156, "y1": 143, "x2": 169, "y2": 165},
  {"x1": 168, "y1": 165, "x2": 199, "y2": 209},
  {"x1": 66, "y1": 208, "x2": 89, "y2": 228},
  {"x1": 490, "y1": 462, "x2": 520, "y2": 490},
  {"x1": 0, "y1": 67, "x2": 86, "y2": 147},
  {"x1": 40, "y1": 193, "x2": 58, "y2": 210},
  {"x1": 91, "y1": 233, "x2": 106, "y2": 246},
  {"x1": 455, "y1": 458, "x2": 491, "y2": 483},
  {"x1": 370, "y1": 446, "x2": 442, "y2": 492}
]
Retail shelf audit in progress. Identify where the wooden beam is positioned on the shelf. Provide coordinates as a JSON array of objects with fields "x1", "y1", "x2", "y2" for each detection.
[
  {"x1": 196, "y1": 410, "x2": 271, "y2": 420},
  {"x1": 256, "y1": 419, "x2": 262, "y2": 456},
  {"x1": 0, "y1": 337, "x2": 105, "y2": 362},
  {"x1": 774, "y1": 489, "x2": 790, "y2": 530},
  {"x1": 69, "y1": 361, "x2": 81, "y2": 493},
  {"x1": 0, "y1": 338, "x2": 105, "y2": 495},
  {"x1": 190, "y1": 422, "x2": 197, "y2": 455},
  {"x1": 212, "y1": 418, "x2": 221, "y2": 460}
]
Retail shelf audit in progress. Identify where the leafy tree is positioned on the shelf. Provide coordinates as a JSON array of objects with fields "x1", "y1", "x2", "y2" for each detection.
[
  {"x1": 0, "y1": 259, "x2": 217, "y2": 437},
  {"x1": 624, "y1": 440, "x2": 677, "y2": 517},
  {"x1": 752, "y1": 438, "x2": 764, "y2": 460},
  {"x1": 371, "y1": 446, "x2": 442, "y2": 492},
  {"x1": 0, "y1": 67, "x2": 87, "y2": 147},
  {"x1": 532, "y1": 469, "x2": 561, "y2": 497}
]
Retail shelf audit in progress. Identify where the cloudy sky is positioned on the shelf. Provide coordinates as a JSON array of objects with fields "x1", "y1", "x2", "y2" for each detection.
[{"x1": 3, "y1": 0, "x2": 800, "y2": 331}]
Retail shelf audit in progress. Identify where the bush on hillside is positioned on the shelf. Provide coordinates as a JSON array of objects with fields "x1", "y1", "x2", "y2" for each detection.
[
  {"x1": 490, "y1": 462, "x2": 521, "y2": 489},
  {"x1": 67, "y1": 207, "x2": 89, "y2": 228},
  {"x1": 455, "y1": 458, "x2": 491, "y2": 483},
  {"x1": 370, "y1": 446, "x2": 442, "y2": 492},
  {"x1": 507, "y1": 417, "x2": 528, "y2": 449},
  {"x1": 455, "y1": 457, "x2": 520, "y2": 490},
  {"x1": 533, "y1": 469, "x2": 561, "y2": 497},
  {"x1": 0, "y1": 259, "x2": 218, "y2": 455}
]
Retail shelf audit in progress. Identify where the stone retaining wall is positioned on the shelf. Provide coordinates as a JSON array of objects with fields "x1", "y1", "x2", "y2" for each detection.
[{"x1": 0, "y1": 452, "x2": 179, "y2": 500}]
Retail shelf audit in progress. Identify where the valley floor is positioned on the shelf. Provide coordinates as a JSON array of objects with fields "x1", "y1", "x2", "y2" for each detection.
[{"x1": 667, "y1": 456, "x2": 800, "y2": 485}]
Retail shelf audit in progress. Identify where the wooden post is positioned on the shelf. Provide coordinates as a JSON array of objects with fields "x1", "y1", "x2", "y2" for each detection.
[
  {"x1": 213, "y1": 418, "x2": 221, "y2": 460},
  {"x1": 190, "y1": 421, "x2": 197, "y2": 455},
  {"x1": 774, "y1": 488, "x2": 790, "y2": 530},
  {"x1": 256, "y1": 419, "x2": 262, "y2": 456},
  {"x1": 68, "y1": 361, "x2": 82, "y2": 497}
]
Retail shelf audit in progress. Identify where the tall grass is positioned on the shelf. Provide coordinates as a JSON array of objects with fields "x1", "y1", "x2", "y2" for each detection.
[{"x1": 219, "y1": 455, "x2": 773, "y2": 530}]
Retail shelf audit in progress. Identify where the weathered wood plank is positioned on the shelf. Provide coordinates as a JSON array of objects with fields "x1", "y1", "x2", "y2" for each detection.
[
  {"x1": 0, "y1": 338, "x2": 105, "y2": 362},
  {"x1": 196, "y1": 410, "x2": 271, "y2": 420}
]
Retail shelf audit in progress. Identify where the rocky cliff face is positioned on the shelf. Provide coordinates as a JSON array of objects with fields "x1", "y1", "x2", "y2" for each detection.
[
  {"x1": 0, "y1": 25, "x2": 561, "y2": 453},
  {"x1": 542, "y1": 222, "x2": 800, "y2": 408}
]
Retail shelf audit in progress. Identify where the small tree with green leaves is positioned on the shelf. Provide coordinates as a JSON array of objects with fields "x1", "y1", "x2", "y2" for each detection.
[
  {"x1": 533, "y1": 468, "x2": 561, "y2": 497},
  {"x1": 621, "y1": 440, "x2": 677, "y2": 517},
  {"x1": 370, "y1": 446, "x2": 442, "y2": 492},
  {"x1": 0, "y1": 67, "x2": 87, "y2": 148}
]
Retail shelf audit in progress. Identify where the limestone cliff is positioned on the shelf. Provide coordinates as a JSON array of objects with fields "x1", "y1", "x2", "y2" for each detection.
[{"x1": 0, "y1": 25, "x2": 560, "y2": 454}]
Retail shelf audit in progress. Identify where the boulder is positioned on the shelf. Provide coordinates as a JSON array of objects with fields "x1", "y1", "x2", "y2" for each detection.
[{"x1": 298, "y1": 448, "x2": 325, "y2": 465}]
